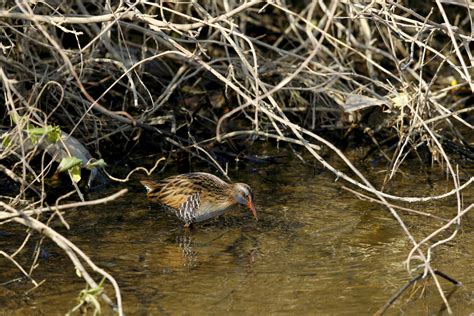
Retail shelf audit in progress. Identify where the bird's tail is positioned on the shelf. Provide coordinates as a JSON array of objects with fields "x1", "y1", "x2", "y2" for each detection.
[{"x1": 140, "y1": 180, "x2": 160, "y2": 193}]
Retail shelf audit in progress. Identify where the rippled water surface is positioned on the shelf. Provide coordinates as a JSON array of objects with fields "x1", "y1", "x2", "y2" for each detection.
[{"x1": 1, "y1": 151, "x2": 473, "y2": 315}]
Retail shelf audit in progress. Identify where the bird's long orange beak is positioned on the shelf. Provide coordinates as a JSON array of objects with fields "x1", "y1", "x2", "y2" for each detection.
[{"x1": 247, "y1": 195, "x2": 258, "y2": 221}]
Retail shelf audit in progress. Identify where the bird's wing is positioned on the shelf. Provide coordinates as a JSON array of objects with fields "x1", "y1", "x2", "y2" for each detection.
[{"x1": 177, "y1": 192, "x2": 200, "y2": 223}]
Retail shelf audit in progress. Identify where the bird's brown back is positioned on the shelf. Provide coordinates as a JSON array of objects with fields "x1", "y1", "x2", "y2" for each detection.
[{"x1": 141, "y1": 173, "x2": 234, "y2": 211}]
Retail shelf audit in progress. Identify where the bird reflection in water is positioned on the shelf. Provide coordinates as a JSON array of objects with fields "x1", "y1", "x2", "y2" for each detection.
[{"x1": 175, "y1": 232, "x2": 197, "y2": 267}]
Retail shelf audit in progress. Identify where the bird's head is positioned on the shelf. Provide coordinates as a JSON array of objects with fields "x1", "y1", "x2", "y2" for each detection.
[{"x1": 232, "y1": 183, "x2": 257, "y2": 221}]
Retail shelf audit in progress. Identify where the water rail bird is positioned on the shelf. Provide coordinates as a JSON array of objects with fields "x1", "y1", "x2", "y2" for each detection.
[{"x1": 140, "y1": 172, "x2": 257, "y2": 227}]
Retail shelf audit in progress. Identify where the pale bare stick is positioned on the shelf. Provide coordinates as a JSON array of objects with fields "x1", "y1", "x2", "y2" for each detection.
[
  {"x1": 103, "y1": 158, "x2": 165, "y2": 182},
  {"x1": 0, "y1": 189, "x2": 128, "y2": 221}
]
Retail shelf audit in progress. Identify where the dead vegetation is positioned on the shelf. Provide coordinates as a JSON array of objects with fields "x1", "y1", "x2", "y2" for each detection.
[{"x1": 0, "y1": 0, "x2": 473, "y2": 314}]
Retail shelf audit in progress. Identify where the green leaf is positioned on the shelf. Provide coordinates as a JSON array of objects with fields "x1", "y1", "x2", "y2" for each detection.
[
  {"x1": 67, "y1": 282, "x2": 104, "y2": 316},
  {"x1": 10, "y1": 112, "x2": 21, "y2": 125},
  {"x1": 26, "y1": 125, "x2": 61, "y2": 144},
  {"x1": 69, "y1": 165, "x2": 82, "y2": 183},
  {"x1": 47, "y1": 125, "x2": 61, "y2": 143},
  {"x1": 85, "y1": 159, "x2": 106, "y2": 170},
  {"x1": 27, "y1": 126, "x2": 49, "y2": 136},
  {"x1": 58, "y1": 156, "x2": 83, "y2": 173},
  {"x1": 1, "y1": 134, "x2": 10, "y2": 148}
]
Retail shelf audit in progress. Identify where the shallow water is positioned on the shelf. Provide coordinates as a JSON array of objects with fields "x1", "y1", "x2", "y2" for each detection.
[{"x1": 1, "y1": 151, "x2": 473, "y2": 315}]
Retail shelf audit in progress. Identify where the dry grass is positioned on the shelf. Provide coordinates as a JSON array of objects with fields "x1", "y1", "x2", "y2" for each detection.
[{"x1": 0, "y1": 0, "x2": 473, "y2": 314}]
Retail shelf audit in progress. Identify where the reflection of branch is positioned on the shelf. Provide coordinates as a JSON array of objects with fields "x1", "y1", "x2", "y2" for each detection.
[
  {"x1": 434, "y1": 270, "x2": 462, "y2": 286},
  {"x1": 406, "y1": 203, "x2": 474, "y2": 271},
  {"x1": 341, "y1": 186, "x2": 449, "y2": 222},
  {"x1": 13, "y1": 215, "x2": 122, "y2": 315},
  {"x1": 375, "y1": 273, "x2": 423, "y2": 316},
  {"x1": 0, "y1": 189, "x2": 127, "y2": 315},
  {"x1": 376, "y1": 270, "x2": 461, "y2": 315},
  {"x1": 0, "y1": 250, "x2": 39, "y2": 287}
]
